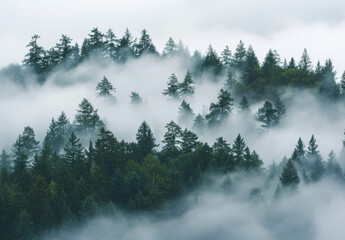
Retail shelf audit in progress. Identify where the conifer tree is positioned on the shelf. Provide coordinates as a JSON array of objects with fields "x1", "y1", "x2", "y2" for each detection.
[
  {"x1": 280, "y1": 159, "x2": 300, "y2": 188},
  {"x1": 135, "y1": 29, "x2": 157, "y2": 56},
  {"x1": 23, "y1": 35, "x2": 46, "y2": 74},
  {"x1": 232, "y1": 134, "x2": 246, "y2": 166},
  {"x1": 212, "y1": 137, "x2": 233, "y2": 171},
  {"x1": 231, "y1": 40, "x2": 246, "y2": 70},
  {"x1": 162, "y1": 121, "x2": 182, "y2": 152},
  {"x1": 96, "y1": 76, "x2": 115, "y2": 98},
  {"x1": 0, "y1": 150, "x2": 10, "y2": 169},
  {"x1": 178, "y1": 100, "x2": 195, "y2": 126},
  {"x1": 130, "y1": 92, "x2": 143, "y2": 105},
  {"x1": 104, "y1": 29, "x2": 118, "y2": 60},
  {"x1": 242, "y1": 45, "x2": 260, "y2": 85},
  {"x1": 179, "y1": 70, "x2": 195, "y2": 97},
  {"x1": 206, "y1": 89, "x2": 234, "y2": 127},
  {"x1": 163, "y1": 73, "x2": 180, "y2": 99},
  {"x1": 180, "y1": 129, "x2": 199, "y2": 153},
  {"x1": 117, "y1": 28, "x2": 136, "y2": 63},
  {"x1": 307, "y1": 135, "x2": 325, "y2": 182},
  {"x1": 274, "y1": 96, "x2": 287, "y2": 125},
  {"x1": 201, "y1": 45, "x2": 223, "y2": 76},
  {"x1": 192, "y1": 114, "x2": 206, "y2": 133},
  {"x1": 221, "y1": 45, "x2": 232, "y2": 67},
  {"x1": 136, "y1": 121, "x2": 157, "y2": 157},
  {"x1": 63, "y1": 133, "x2": 84, "y2": 167},
  {"x1": 239, "y1": 96, "x2": 250, "y2": 112},
  {"x1": 299, "y1": 48, "x2": 312, "y2": 71},
  {"x1": 256, "y1": 101, "x2": 277, "y2": 128},
  {"x1": 163, "y1": 37, "x2": 177, "y2": 57},
  {"x1": 224, "y1": 67, "x2": 237, "y2": 91},
  {"x1": 74, "y1": 98, "x2": 104, "y2": 133}
]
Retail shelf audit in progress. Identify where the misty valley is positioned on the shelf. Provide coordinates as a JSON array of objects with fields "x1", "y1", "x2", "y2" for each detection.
[{"x1": 1, "y1": 28, "x2": 345, "y2": 240}]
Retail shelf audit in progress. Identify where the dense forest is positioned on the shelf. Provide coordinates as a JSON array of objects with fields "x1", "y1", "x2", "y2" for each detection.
[{"x1": 1, "y1": 28, "x2": 345, "y2": 240}]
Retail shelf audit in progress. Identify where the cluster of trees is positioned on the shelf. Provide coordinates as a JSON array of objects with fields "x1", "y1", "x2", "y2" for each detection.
[
  {"x1": 2, "y1": 28, "x2": 344, "y2": 104},
  {"x1": 0, "y1": 101, "x2": 265, "y2": 239},
  {"x1": 163, "y1": 71, "x2": 195, "y2": 99}
]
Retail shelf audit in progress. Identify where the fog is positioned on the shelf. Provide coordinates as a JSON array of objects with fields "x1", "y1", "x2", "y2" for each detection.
[
  {"x1": 1, "y1": 55, "x2": 344, "y2": 165},
  {"x1": 39, "y1": 174, "x2": 345, "y2": 240}
]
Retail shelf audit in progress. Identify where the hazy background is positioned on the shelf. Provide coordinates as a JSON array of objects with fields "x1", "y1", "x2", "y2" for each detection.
[{"x1": 1, "y1": 0, "x2": 345, "y2": 74}]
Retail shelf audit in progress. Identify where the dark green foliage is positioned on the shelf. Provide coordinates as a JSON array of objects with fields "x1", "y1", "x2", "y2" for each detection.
[
  {"x1": 23, "y1": 35, "x2": 46, "y2": 74},
  {"x1": 205, "y1": 89, "x2": 234, "y2": 127},
  {"x1": 239, "y1": 96, "x2": 250, "y2": 112},
  {"x1": 130, "y1": 92, "x2": 143, "y2": 105},
  {"x1": 135, "y1": 29, "x2": 157, "y2": 56},
  {"x1": 221, "y1": 45, "x2": 232, "y2": 67},
  {"x1": 256, "y1": 101, "x2": 277, "y2": 128},
  {"x1": 224, "y1": 67, "x2": 237, "y2": 91},
  {"x1": 232, "y1": 134, "x2": 246, "y2": 166},
  {"x1": 212, "y1": 137, "x2": 233, "y2": 172},
  {"x1": 307, "y1": 135, "x2": 325, "y2": 182},
  {"x1": 179, "y1": 70, "x2": 195, "y2": 97},
  {"x1": 117, "y1": 28, "x2": 136, "y2": 63},
  {"x1": 163, "y1": 73, "x2": 180, "y2": 99},
  {"x1": 231, "y1": 40, "x2": 246, "y2": 70},
  {"x1": 180, "y1": 129, "x2": 199, "y2": 153},
  {"x1": 74, "y1": 98, "x2": 104, "y2": 134},
  {"x1": 242, "y1": 45, "x2": 260, "y2": 85},
  {"x1": 274, "y1": 96, "x2": 287, "y2": 124},
  {"x1": 96, "y1": 76, "x2": 115, "y2": 98},
  {"x1": 326, "y1": 151, "x2": 343, "y2": 180},
  {"x1": 280, "y1": 159, "x2": 300, "y2": 188},
  {"x1": 0, "y1": 150, "x2": 10, "y2": 169},
  {"x1": 136, "y1": 121, "x2": 157, "y2": 159},
  {"x1": 162, "y1": 121, "x2": 182, "y2": 153},
  {"x1": 201, "y1": 45, "x2": 223, "y2": 76}
]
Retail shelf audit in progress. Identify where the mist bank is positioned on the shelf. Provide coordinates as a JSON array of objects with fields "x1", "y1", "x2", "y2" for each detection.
[
  {"x1": 1, "y1": 56, "x2": 345, "y2": 164},
  {"x1": 39, "y1": 174, "x2": 345, "y2": 240}
]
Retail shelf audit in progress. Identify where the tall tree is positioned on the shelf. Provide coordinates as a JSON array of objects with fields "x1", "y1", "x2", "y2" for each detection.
[
  {"x1": 232, "y1": 134, "x2": 246, "y2": 166},
  {"x1": 178, "y1": 100, "x2": 195, "y2": 126},
  {"x1": 231, "y1": 40, "x2": 246, "y2": 70},
  {"x1": 135, "y1": 29, "x2": 157, "y2": 56},
  {"x1": 307, "y1": 135, "x2": 325, "y2": 182},
  {"x1": 298, "y1": 48, "x2": 312, "y2": 71},
  {"x1": 280, "y1": 159, "x2": 300, "y2": 189},
  {"x1": 96, "y1": 76, "x2": 115, "y2": 98},
  {"x1": 192, "y1": 114, "x2": 206, "y2": 133},
  {"x1": 239, "y1": 96, "x2": 250, "y2": 112},
  {"x1": 117, "y1": 28, "x2": 136, "y2": 63},
  {"x1": 201, "y1": 45, "x2": 223, "y2": 76},
  {"x1": 180, "y1": 129, "x2": 199, "y2": 153},
  {"x1": 163, "y1": 73, "x2": 180, "y2": 99},
  {"x1": 179, "y1": 70, "x2": 195, "y2": 97},
  {"x1": 130, "y1": 92, "x2": 143, "y2": 105},
  {"x1": 23, "y1": 35, "x2": 46, "y2": 74},
  {"x1": 162, "y1": 121, "x2": 182, "y2": 152},
  {"x1": 163, "y1": 37, "x2": 177, "y2": 57},
  {"x1": 104, "y1": 29, "x2": 118, "y2": 60},
  {"x1": 256, "y1": 101, "x2": 277, "y2": 128},
  {"x1": 74, "y1": 98, "x2": 104, "y2": 134},
  {"x1": 242, "y1": 45, "x2": 260, "y2": 85},
  {"x1": 206, "y1": 89, "x2": 234, "y2": 127},
  {"x1": 221, "y1": 45, "x2": 232, "y2": 67},
  {"x1": 224, "y1": 67, "x2": 237, "y2": 91},
  {"x1": 136, "y1": 121, "x2": 157, "y2": 158},
  {"x1": 274, "y1": 96, "x2": 287, "y2": 125}
]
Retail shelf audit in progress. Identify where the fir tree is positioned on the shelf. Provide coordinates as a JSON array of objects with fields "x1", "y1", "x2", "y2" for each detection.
[
  {"x1": 221, "y1": 45, "x2": 232, "y2": 67},
  {"x1": 178, "y1": 100, "x2": 195, "y2": 126},
  {"x1": 242, "y1": 45, "x2": 260, "y2": 85},
  {"x1": 96, "y1": 76, "x2": 115, "y2": 98},
  {"x1": 130, "y1": 92, "x2": 143, "y2": 105},
  {"x1": 280, "y1": 159, "x2": 300, "y2": 188},
  {"x1": 136, "y1": 121, "x2": 157, "y2": 158},
  {"x1": 180, "y1": 129, "x2": 199, "y2": 153},
  {"x1": 135, "y1": 29, "x2": 157, "y2": 56},
  {"x1": 104, "y1": 29, "x2": 118, "y2": 60},
  {"x1": 206, "y1": 89, "x2": 234, "y2": 127},
  {"x1": 23, "y1": 35, "x2": 46, "y2": 74},
  {"x1": 74, "y1": 98, "x2": 104, "y2": 133},
  {"x1": 239, "y1": 96, "x2": 250, "y2": 112},
  {"x1": 274, "y1": 96, "x2": 287, "y2": 125},
  {"x1": 162, "y1": 121, "x2": 182, "y2": 152},
  {"x1": 117, "y1": 28, "x2": 136, "y2": 63},
  {"x1": 231, "y1": 40, "x2": 246, "y2": 70},
  {"x1": 224, "y1": 67, "x2": 237, "y2": 91},
  {"x1": 256, "y1": 101, "x2": 277, "y2": 128},
  {"x1": 192, "y1": 114, "x2": 206, "y2": 133},
  {"x1": 163, "y1": 73, "x2": 180, "y2": 99},
  {"x1": 232, "y1": 134, "x2": 246, "y2": 166},
  {"x1": 179, "y1": 70, "x2": 195, "y2": 97},
  {"x1": 201, "y1": 45, "x2": 223, "y2": 76},
  {"x1": 163, "y1": 37, "x2": 177, "y2": 57},
  {"x1": 299, "y1": 48, "x2": 312, "y2": 71}
]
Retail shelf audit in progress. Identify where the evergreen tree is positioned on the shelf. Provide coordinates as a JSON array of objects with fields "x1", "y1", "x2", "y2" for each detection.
[
  {"x1": 231, "y1": 40, "x2": 246, "y2": 70},
  {"x1": 117, "y1": 28, "x2": 136, "y2": 63},
  {"x1": 242, "y1": 45, "x2": 260, "y2": 85},
  {"x1": 163, "y1": 37, "x2": 177, "y2": 57},
  {"x1": 162, "y1": 121, "x2": 182, "y2": 152},
  {"x1": 340, "y1": 71, "x2": 345, "y2": 96},
  {"x1": 212, "y1": 137, "x2": 233, "y2": 172},
  {"x1": 130, "y1": 92, "x2": 143, "y2": 105},
  {"x1": 96, "y1": 76, "x2": 115, "y2": 98},
  {"x1": 293, "y1": 137, "x2": 305, "y2": 163},
  {"x1": 74, "y1": 98, "x2": 104, "y2": 133},
  {"x1": 192, "y1": 114, "x2": 206, "y2": 133},
  {"x1": 63, "y1": 133, "x2": 84, "y2": 167},
  {"x1": 232, "y1": 134, "x2": 246, "y2": 166},
  {"x1": 0, "y1": 150, "x2": 10, "y2": 169},
  {"x1": 162, "y1": 73, "x2": 180, "y2": 99},
  {"x1": 326, "y1": 150, "x2": 343, "y2": 180},
  {"x1": 256, "y1": 101, "x2": 277, "y2": 128},
  {"x1": 104, "y1": 29, "x2": 118, "y2": 60},
  {"x1": 23, "y1": 35, "x2": 46, "y2": 74},
  {"x1": 55, "y1": 35, "x2": 73, "y2": 64},
  {"x1": 239, "y1": 96, "x2": 250, "y2": 112},
  {"x1": 136, "y1": 121, "x2": 157, "y2": 158},
  {"x1": 298, "y1": 48, "x2": 312, "y2": 71},
  {"x1": 201, "y1": 45, "x2": 223, "y2": 76},
  {"x1": 320, "y1": 59, "x2": 339, "y2": 99},
  {"x1": 180, "y1": 129, "x2": 199, "y2": 153},
  {"x1": 221, "y1": 45, "x2": 232, "y2": 67},
  {"x1": 179, "y1": 70, "x2": 195, "y2": 97},
  {"x1": 135, "y1": 29, "x2": 157, "y2": 56},
  {"x1": 178, "y1": 100, "x2": 195, "y2": 126},
  {"x1": 280, "y1": 159, "x2": 300, "y2": 188},
  {"x1": 87, "y1": 27, "x2": 104, "y2": 56},
  {"x1": 205, "y1": 89, "x2": 234, "y2": 127},
  {"x1": 287, "y1": 58, "x2": 297, "y2": 69},
  {"x1": 262, "y1": 49, "x2": 280, "y2": 79},
  {"x1": 224, "y1": 67, "x2": 237, "y2": 91},
  {"x1": 274, "y1": 96, "x2": 287, "y2": 125},
  {"x1": 307, "y1": 135, "x2": 325, "y2": 182}
]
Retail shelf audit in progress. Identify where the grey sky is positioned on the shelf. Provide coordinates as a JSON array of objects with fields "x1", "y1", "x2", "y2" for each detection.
[{"x1": 1, "y1": 0, "x2": 345, "y2": 74}]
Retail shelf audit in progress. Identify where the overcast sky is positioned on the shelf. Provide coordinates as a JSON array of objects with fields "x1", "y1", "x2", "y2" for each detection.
[{"x1": 1, "y1": 0, "x2": 345, "y2": 75}]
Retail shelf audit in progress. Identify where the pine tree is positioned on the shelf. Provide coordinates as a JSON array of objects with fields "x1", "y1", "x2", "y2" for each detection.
[
  {"x1": 136, "y1": 121, "x2": 157, "y2": 158},
  {"x1": 320, "y1": 59, "x2": 339, "y2": 99},
  {"x1": 74, "y1": 98, "x2": 104, "y2": 133},
  {"x1": 224, "y1": 67, "x2": 237, "y2": 91},
  {"x1": 206, "y1": 89, "x2": 234, "y2": 127},
  {"x1": 293, "y1": 137, "x2": 305, "y2": 163},
  {"x1": 242, "y1": 45, "x2": 260, "y2": 85},
  {"x1": 326, "y1": 150, "x2": 343, "y2": 180},
  {"x1": 201, "y1": 45, "x2": 223, "y2": 76},
  {"x1": 192, "y1": 114, "x2": 206, "y2": 133},
  {"x1": 135, "y1": 29, "x2": 157, "y2": 56},
  {"x1": 87, "y1": 27, "x2": 104, "y2": 56},
  {"x1": 0, "y1": 150, "x2": 10, "y2": 169},
  {"x1": 307, "y1": 135, "x2": 325, "y2": 182},
  {"x1": 239, "y1": 96, "x2": 250, "y2": 112},
  {"x1": 221, "y1": 45, "x2": 232, "y2": 67},
  {"x1": 299, "y1": 48, "x2": 312, "y2": 71},
  {"x1": 262, "y1": 49, "x2": 281, "y2": 80},
  {"x1": 231, "y1": 40, "x2": 246, "y2": 70},
  {"x1": 232, "y1": 134, "x2": 246, "y2": 166},
  {"x1": 163, "y1": 37, "x2": 177, "y2": 57},
  {"x1": 287, "y1": 58, "x2": 296, "y2": 69},
  {"x1": 104, "y1": 29, "x2": 118, "y2": 60},
  {"x1": 180, "y1": 129, "x2": 199, "y2": 153},
  {"x1": 212, "y1": 137, "x2": 233, "y2": 172},
  {"x1": 23, "y1": 35, "x2": 46, "y2": 74},
  {"x1": 117, "y1": 28, "x2": 136, "y2": 63},
  {"x1": 96, "y1": 76, "x2": 115, "y2": 98},
  {"x1": 55, "y1": 35, "x2": 73, "y2": 64},
  {"x1": 130, "y1": 92, "x2": 143, "y2": 105},
  {"x1": 63, "y1": 133, "x2": 84, "y2": 167},
  {"x1": 256, "y1": 101, "x2": 277, "y2": 128},
  {"x1": 280, "y1": 159, "x2": 300, "y2": 188},
  {"x1": 340, "y1": 71, "x2": 345, "y2": 96},
  {"x1": 274, "y1": 96, "x2": 287, "y2": 125},
  {"x1": 179, "y1": 70, "x2": 195, "y2": 97},
  {"x1": 178, "y1": 100, "x2": 195, "y2": 126},
  {"x1": 162, "y1": 121, "x2": 182, "y2": 152},
  {"x1": 162, "y1": 73, "x2": 180, "y2": 99}
]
